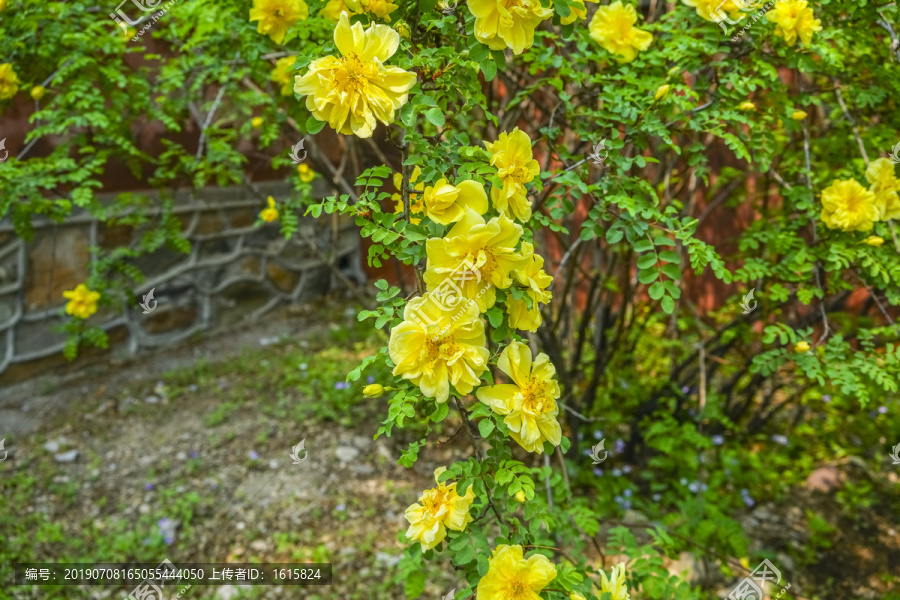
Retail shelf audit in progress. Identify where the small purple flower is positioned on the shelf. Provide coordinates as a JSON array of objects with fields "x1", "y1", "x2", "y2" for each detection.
[
  {"x1": 189, "y1": 450, "x2": 198, "y2": 459},
  {"x1": 335, "y1": 503, "x2": 346, "y2": 511},
  {"x1": 614, "y1": 439, "x2": 625, "y2": 454},
  {"x1": 623, "y1": 489, "x2": 632, "y2": 497},
  {"x1": 248, "y1": 450, "x2": 259, "y2": 460},
  {"x1": 157, "y1": 518, "x2": 175, "y2": 545},
  {"x1": 614, "y1": 495, "x2": 623, "y2": 504},
  {"x1": 334, "y1": 382, "x2": 349, "y2": 390},
  {"x1": 682, "y1": 386, "x2": 690, "y2": 394},
  {"x1": 771, "y1": 434, "x2": 789, "y2": 446},
  {"x1": 688, "y1": 482, "x2": 699, "y2": 493},
  {"x1": 219, "y1": 379, "x2": 227, "y2": 390},
  {"x1": 622, "y1": 465, "x2": 632, "y2": 474},
  {"x1": 366, "y1": 376, "x2": 375, "y2": 383},
  {"x1": 211, "y1": 482, "x2": 218, "y2": 489},
  {"x1": 878, "y1": 405, "x2": 887, "y2": 414},
  {"x1": 743, "y1": 495, "x2": 755, "y2": 507},
  {"x1": 680, "y1": 478, "x2": 688, "y2": 486},
  {"x1": 712, "y1": 435, "x2": 724, "y2": 446},
  {"x1": 822, "y1": 395, "x2": 831, "y2": 402},
  {"x1": 622, "y1": 500, "x2": 632, "y2": 510},
  {"x1": 593, "y1": 430, "x2": 604, "y2": 440},
  {"x1": 593, "y1": 468, "x2": 604, "y2": 476},
  {"x1": 145, "y1": 482, "x2": 154, "y2": 491},
  {"x1": 612, "y1": 468, "x2": 622, "y2": 477},
  {"x1": 651, "y1": 493, "x2": 661, "y2": 502}
]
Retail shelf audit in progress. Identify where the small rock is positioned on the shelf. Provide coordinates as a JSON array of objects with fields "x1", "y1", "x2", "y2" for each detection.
[
  {"x1": 269, "y1": 460, "x2": 279, "y2": 470},
  {"x1": 236, "y1": 522, "x2": 246, "y2": 530},
  {"x1": 176, "y1": 452, "x2": 187, "y2": 461},
  {"x1": 335, "y1": 446, "x2": 360, "y2": 462},
  {"x1": 353, "y1": 435, "x2": 371, "y2": 449},
  {"x1": 44, "y1": 440, "x2": 62, "y2": 453},
  {"x1": 108, "y1": 463, "x2": 117, "y2": 471},
  {"x1": 139, "y1": 504, "x2": 150, "y2": 515},
  {"x1": 54, "y1": 450, "x2": 79, "y2": 463},
  {"x1": 374, "y1": 552, "x2": 402, "y2": 567},
  {"x1": 621, "y1": 509, "x2": 651, "y2": 526},
  {"x1": 249, "y1": 540, "x2": 268, "y2": 553},
  {"x1": 806, "y1": 466, "x2": 843, "y2": 493},
  {"x1": 216, "y1": 585, "x2": 239, "y2": 600},
  {"x1": 666, "y1": 552, "x2": 702, "y2": 583},
  {"x1": 145, "y1": 395, "x2": 159, "y2": 404},
  {"x1": 352, "y1": 464, "x2": 375, "y2": 475}
]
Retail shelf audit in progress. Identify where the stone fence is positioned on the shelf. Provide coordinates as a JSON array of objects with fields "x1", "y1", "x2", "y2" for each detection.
[{"x1": 0, "y1": 180, "x2": 363, "y2": 385}]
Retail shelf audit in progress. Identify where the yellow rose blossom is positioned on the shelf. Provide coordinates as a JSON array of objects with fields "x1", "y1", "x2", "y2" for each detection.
[
  {"x1": 865, "y1": 158, "x2": 900, "y2": 221},
  {"x1": 561, "y1": 0, "x2": 597, "y2": 25},
  {"x1": 599, "y1": 564, "x2": 631, "y2": 600},
  {"x1": 31, "y1": 85, "x2": 47, "y2": 101},
  {"x1": 682, "y1": 0, "x2": 745, "y2": 25},
  {"x1": 346, "y1": 0, "x2": 398, "y2": 19},
  {"x1": 392, "y1": 167, "x2": 426, "y2": 224},
  {"x1": 738, "y1": 101, "x2": 755, "y2": 111},
  {"x1": 475, "y1": 544, "x2": 557, "y2": 600},
  {"x1": 468, "y1": 0, "x2": 553, "y2": 55},
  {"x1": 422, "y1": 179, "x2": 489, "y2": 225},
  {"x1": 249, "y1": 0, "x2": 309, "y2": 44},
  {"x1": 766, "y1": 0, "x2": 821, "y2": 46},
  {"x1": 294, "y1": 13, "x2": 417, "y2": 139},
  {"x1": 394, "y1": 20, "x2": 411, "y2": 39},
  {"x1": 260, "y1": 196, "x2": 279, "y2": 222},
  {"x1": 270, "y1": 56, "x2": 298, "y2": 96},
  {"x1": 485, "y1": 128, "x2": 540, "y2": 222},
  {"x1": 252, "y1": 116, "x2": 264, "y2": 128},
  {"x1": 63, "y1": 284, "x2": 101, "y2": 319},
  {"x1": 388, "y1": 293, "x2": 489, "y2": 403},
  {"x1": 589, "y1": 1, "x2": 653, "y2": 63},
  {"x1": 297, "y1": 163, "x2": 315, "y2": 183},
  {"x1": 321, "y1": 0, "x2": 358, "y2": 21},
  {"x1": 794, "y1": 340, "x2": 810, "y2": 353},
  {"x1": 791, "y1": 110, "x2": 807, "y2": 120},
  {"x1": 363, "y1": 383, "x2": 385, "y2": 397},
  {"x1": 424, "y1": 208, "x2": 528, "y2": 313},
  {"x1": 475, "y1": 341, "x2": 563, "y2": 454},
  {"x1": 820, "y1": 179, "x2": 878, "y2": 232},
  {"x1": 507, "y1": 242, "x2": 553, "y2": 332},
  {"x1": 0, "y1": 63, "x2": 20, "y2": 100},
  {"x1": 864, "y1": 235, "x2": 885, "y2": 247},
  {"x1": 654, "y1": 84, "x2": 670, "y2": 101},
  {"x1": 404, "y1": 467, "x2": 475, "y2": 551}
]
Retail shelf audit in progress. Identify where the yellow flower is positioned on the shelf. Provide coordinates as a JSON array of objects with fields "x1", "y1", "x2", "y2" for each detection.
[
  {"x1": 476, "y1": 545, "x2": 557, "y2": 600},
  {"x1": 864, "y1": 235, "x2": 885, "y2": 247},
  {"x1": 475, "y1": 341, "x2": 562, "y2": 454},
  {"x1": 599, "y1": 564, "x2": 630, "y2": 600},
  {"x1": 468, "y1": 0, "x2": 553, "y2": 55},
  {"x1": 31, "y1": 85, "x2": 47, "y2": 101},
  {"x1": 569, "y1": 594, "x2": 586, "y2": 600},
  {"x1": 404, "y1": 467, "x2": 475, "y2": 551},
  {"x1": 346, "y1": 0, "x2": 398, "y2": 19},
  {"x1": 424, "y1": 208, "x2": 528, "y2": 313},
  {"x1": 294, "y1": 13, "x2": 417, "y2": 139},
  {"x1": 388, "y1": 294, "x2": 489, "y2": 403},
  {"x1": 766, "y1": 0, "x2": 821, "y2": 46},
  {"x1": 249, "y1": 0, "x2": 309, "y2": 44},
  {"x1": 0, "y1": 63, "x2": 20, "y2": 100},
  {"x1": 0, "y1": 0, "x2": 6, "y2": 11},
  {"x1": 738, "y1": 101, "x2": 756, "y2": 111},
  {"x1": 515, "y1": 490, "x2": 526, "y2": 502},
  {"x1": 484, "y1": 128, "x2": 540, "y2": 222},
  {"x1": 363, "y1": 383, "x2": 385, "y2": 397},
  {"x1": 791, "y1": 110, "x2": 807, "y2": 120},
  {"x1": 392, "y1": 166, "x2": 426, "y2": 224},
  {"x1": 270, "y1": 56, "x2": 298, "y2": 96},
  {"x1": 63, "y1": 284, "x2": 101, "y2": 320},
  {"x1": 866, "y1": 158, "x2": 900, "y2": 221},
  {"x1": 820, "y1": 179, "x2": 878, "y2": 232},
  {"x1": 682, "y1": 0, "x2": 744, "y2": 25},
  {"x1": 654, "y1": 84, "x2": 670, "y2": 101},
  {"x1": 422, "y1": 179, "x2": 489, "y2": 225},
  {"x1": 321, "y1": 0, "x2": 357, "y2": 20},
  {"x1": 297, "y1": 163, "x2": 315, "y2": 182},
  {"x1": 260, "y1": 196, "x2": 280, "y2": 222},
  {"x1": 589, "y1": 1, "x2": 653, "y2": 63},
  {"x1": 507, "y1": 243, "x2": 553, "y2": 332},
  {"x1": 561, "y1": 0, "x2": 597, "y2": 25},
  {"x1": 252, "y1": 116, "x2": 264, "y2": 128},
  {"x1": 794, "y1": 340, "x2": 810, "y2": 353}
]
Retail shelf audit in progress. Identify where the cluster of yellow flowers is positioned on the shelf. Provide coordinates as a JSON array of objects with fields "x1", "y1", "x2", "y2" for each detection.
[
  {"x1": 0, "y1": 63, "x2": 19, "y2": 100},
  {"x1": 820, "y1": 159, "x2": 900, "y2": 233},
  {"x1": 682, "y1": 0, "x2": 821, "y2": 46}
]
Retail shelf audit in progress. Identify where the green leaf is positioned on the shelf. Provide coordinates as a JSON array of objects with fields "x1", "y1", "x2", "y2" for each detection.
[
  {"x1": 306, "y1": 116, "x2": 326, "y2": 134},
  {"x1": 424, "y1": 107, "x2": 446, "y2": 128},
  {"x1": 478, "y1": 418, "x2": 495, "y2": 438},
  {"x1": 661, "y1": 296, "x2": 675, "y2": 314}
]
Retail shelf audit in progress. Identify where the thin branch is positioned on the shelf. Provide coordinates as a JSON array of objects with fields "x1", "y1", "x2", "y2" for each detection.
[{"x1": 195, "y1": 51, "x2": 240, "y2": 162}]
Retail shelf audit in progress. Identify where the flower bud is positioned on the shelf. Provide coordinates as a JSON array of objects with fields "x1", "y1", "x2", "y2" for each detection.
[
  {"x1": 363, "y1": 383, "x2": 385, "y2": 398},
  {"x1": 515, "y1": 490, "x2": 526, "y2": 503},
  {"x1": 394, "y1": 20, "x2": 411, "y2": 40},
  {"x1": 794, "y1": 341, "x2": 810, "y2": 353},
  {"x1": 251, "y1": 116, "x2": 264, "y2": 129},
  {"x1": 31, "y1": 86, "x2": 47, "y2": 101},
  {"x1": 738, "y1": 101, "x2": 756, "y2": 111},
  {"x1": 865, "y1": 235, "x2": 884, "y2": 247},
  {"x1": 654, "y1": 84, "x2": 670, "y2": 101},
  {"x1": 791, "y1": 110, "x2": 807, "y2": 120}
]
